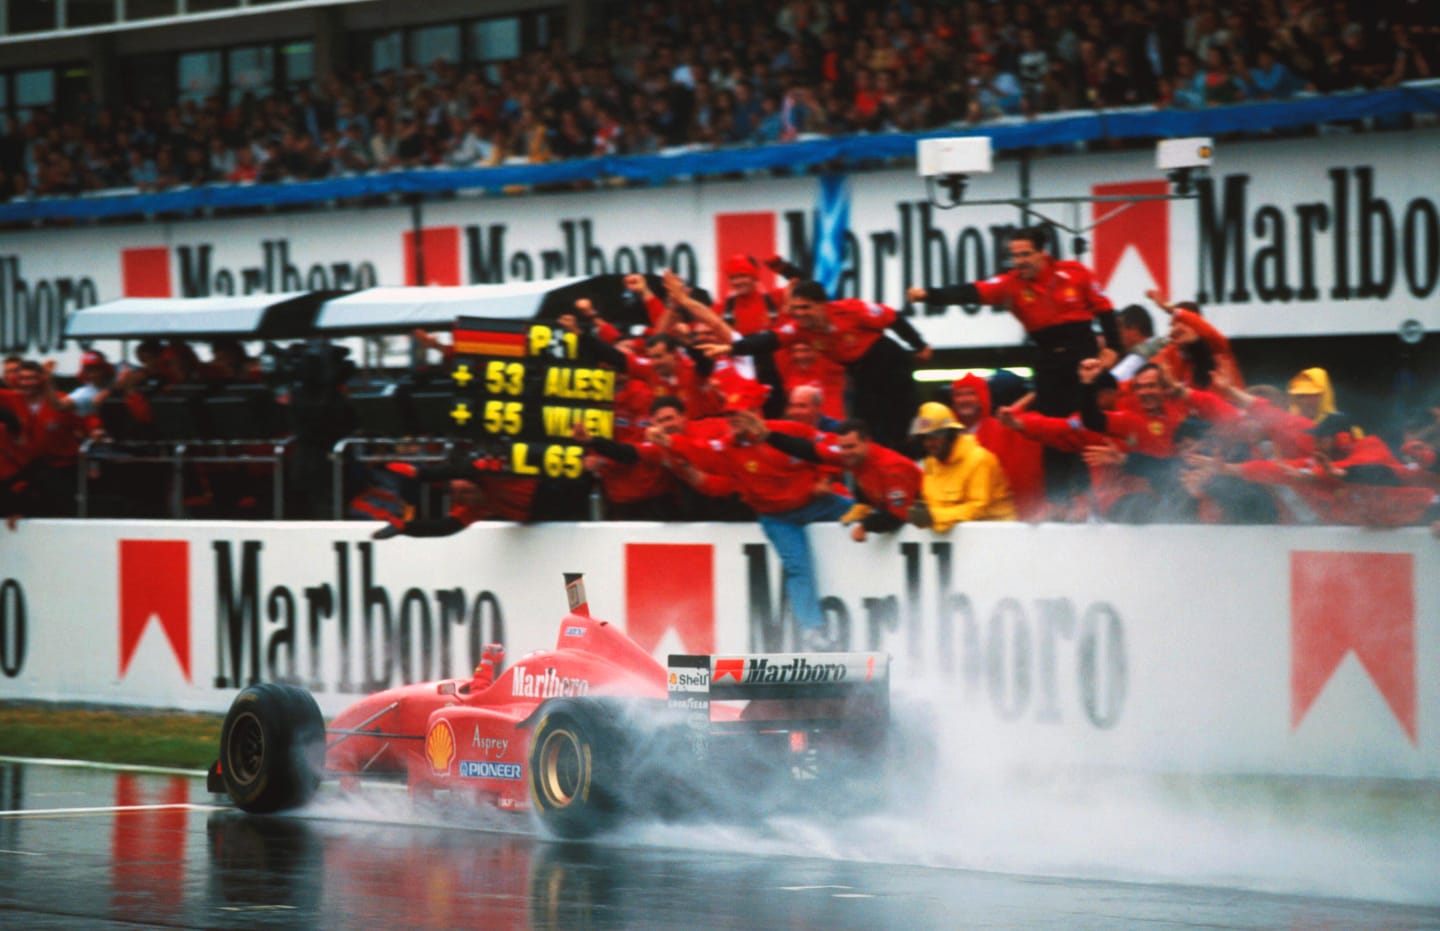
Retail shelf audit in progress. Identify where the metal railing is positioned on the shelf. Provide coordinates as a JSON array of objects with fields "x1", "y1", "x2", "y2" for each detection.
[
  {"x1": 329, "y1": 437, "x2": 459, "y2": 520},
  {"x1": 78, "y1": 437, "x2": 294, "y2": 519}
]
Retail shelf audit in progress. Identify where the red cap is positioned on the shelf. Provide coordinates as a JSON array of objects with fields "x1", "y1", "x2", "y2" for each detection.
[
  {"x1": 716, "y1": 371, "x2": 771, "y2": 413},
  {"x1": 80, "y1": 350, "x2": 108, "y2": 369},
  {"x1": 724, "y1": 254, "x2": 757, "y2": 278}
]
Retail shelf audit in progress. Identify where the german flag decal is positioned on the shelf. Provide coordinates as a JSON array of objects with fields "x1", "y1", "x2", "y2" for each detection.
[{"x1": 454, "y1": 323, "x2": 527, "y2": 357}]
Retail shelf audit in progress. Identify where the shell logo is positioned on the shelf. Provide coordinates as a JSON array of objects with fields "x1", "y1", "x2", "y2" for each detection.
[{"x1": 426, "y1": 720, "x2": 456, "y2": 775}]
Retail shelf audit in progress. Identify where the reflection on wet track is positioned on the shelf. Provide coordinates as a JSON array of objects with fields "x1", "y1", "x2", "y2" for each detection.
[{"x1": 1, "y1": 760, "x2": 1437, "y2": 930}]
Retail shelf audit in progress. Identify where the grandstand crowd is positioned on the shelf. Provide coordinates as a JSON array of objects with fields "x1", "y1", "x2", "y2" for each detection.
[{"x1": 0, "y1": 0, "x2": 1434, "y2": 199}]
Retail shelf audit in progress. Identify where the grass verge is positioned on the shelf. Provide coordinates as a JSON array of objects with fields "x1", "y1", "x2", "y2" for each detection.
[{"x1": 0, "y1": 703, "x2": 222, "y2": 771}]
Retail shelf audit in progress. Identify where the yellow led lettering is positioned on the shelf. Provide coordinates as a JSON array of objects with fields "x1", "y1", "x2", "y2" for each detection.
[
  {"x1": 584, "y1": 409, "x2": 613, "y2": 438},
  {"x1": 486, "y1": 360, "x2": 524, "y2": 395},
  {"x1": 511, "y1": 442, "x2": 541, "y2": 475},
  {"x1": 484, "y1": 400, "x2": 523, "y2": 435},
  {"x1": 529, "y1": 325, "x2": 554, "y2": 357}
]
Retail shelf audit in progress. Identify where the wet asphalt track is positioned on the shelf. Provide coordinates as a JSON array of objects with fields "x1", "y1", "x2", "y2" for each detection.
[{"x1": 1, "y1": 760, "x2": 1438, "y2": 930}]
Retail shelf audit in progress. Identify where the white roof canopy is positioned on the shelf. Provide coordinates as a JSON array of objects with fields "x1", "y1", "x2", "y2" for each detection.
[
  {"x1": 315, "y1": 279, "x2": 588, "y2": 332},
  {"x1": 65, "y1": 293, "x2": 322, "y2": 340}
]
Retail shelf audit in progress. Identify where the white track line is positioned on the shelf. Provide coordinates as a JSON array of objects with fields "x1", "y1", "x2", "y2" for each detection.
[
  {"x1": 0, "y1": 755, "x2": 206, "y2": 778},
  {"x1": 0, "y1": 803, "x2": 223, "y2": 817}
]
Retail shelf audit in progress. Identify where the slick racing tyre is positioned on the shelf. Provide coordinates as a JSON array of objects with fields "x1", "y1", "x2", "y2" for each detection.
[
  {"x1": 218, "y1": 683, "x2": 325, "y2": 814},
  {"x1": 527, "y1": 699, "x2": 623, "y2": 839}
]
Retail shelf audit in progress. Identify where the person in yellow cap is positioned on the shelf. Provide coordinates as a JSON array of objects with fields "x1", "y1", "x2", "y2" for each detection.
[
  {"x1": 1287, "y1": 367, "x2": 1337, "y2": 423},
  {"x1": 911, "y1": 401, "x2": 1017, "y2": 531}
]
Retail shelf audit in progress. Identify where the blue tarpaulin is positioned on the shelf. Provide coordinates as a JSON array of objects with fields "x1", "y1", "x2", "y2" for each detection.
[{"x1": 1, "y1": 85, "x2": 1436, "y2": 225}]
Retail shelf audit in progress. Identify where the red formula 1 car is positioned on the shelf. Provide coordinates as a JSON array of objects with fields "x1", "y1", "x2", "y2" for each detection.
[{"x1": 209, "y1": 574, "x2": 891, "y2": 837}]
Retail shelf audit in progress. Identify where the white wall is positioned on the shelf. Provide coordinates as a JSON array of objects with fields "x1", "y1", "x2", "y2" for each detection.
[{"x1": 0, "y1": 519, "x2": 1433, "y2": 781}]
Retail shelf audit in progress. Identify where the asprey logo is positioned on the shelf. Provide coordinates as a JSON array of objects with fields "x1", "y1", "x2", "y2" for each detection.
[
  {"x1": 625, "y1": 543, "x2": 715, "y2": 656},
  {"x1": 118, "y1": 540, "x2": 191, "y2": 682},
  {"x1": 1290, "y1": 551, "x2": 1416, "y2": 743},
  {"x1": 1090, "y1": 180, "x2": 1170, "y2": 301}
]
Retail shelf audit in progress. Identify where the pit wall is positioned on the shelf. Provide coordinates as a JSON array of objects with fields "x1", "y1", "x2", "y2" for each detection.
[{"x1": 0, "y1": 520, "x2": 1433, "y2": 781}]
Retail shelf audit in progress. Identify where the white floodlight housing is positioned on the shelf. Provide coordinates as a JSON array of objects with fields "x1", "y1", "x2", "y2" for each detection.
[
  {"x1": 917, "y1": 136, "x2": 993, "y2": 178},
  {"x1": 1156, "y1": 137, "x2": 1214, "y2": 171},
  {"x1": 918, "y1": 137, "x2": 993, "y2": 209}
]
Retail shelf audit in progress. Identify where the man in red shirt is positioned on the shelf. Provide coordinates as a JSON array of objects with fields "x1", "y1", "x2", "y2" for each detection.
[
  {"x1": 1078, "y1": 360, "x2": 1239, "y2": 458},
  {"x1": 714, "y1": 254, "x2": 779, "y2": 336},
  {"x1": 951, "y1": 372, "x2": 1045, "y2": 520},
  {"x1": 908, "y1": 225, "x2": 1120, "y2": 503},
  {"x1": 717, "y1": 279, "x2": 931, "y2": 450},
  {"x1": 574, "y1": 375, "x2": 681, "y2": 520},
  {"x1": 659, "y1": 384, "x2": 852, "y2": 650},
  {"x1": 0, "y1": 360, "x2": 83, "y2": 517},
  {"x1": 754, "y1": 415, "x2": 923, "y2": 541},
  {"x1": 578, "y1": 395, "x2": 749, "y2": 521}
]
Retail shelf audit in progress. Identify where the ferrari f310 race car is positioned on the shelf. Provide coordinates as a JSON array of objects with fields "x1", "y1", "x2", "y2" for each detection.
[{"x1": 209, "y1": 574, "x2": 892, "y2": 837}]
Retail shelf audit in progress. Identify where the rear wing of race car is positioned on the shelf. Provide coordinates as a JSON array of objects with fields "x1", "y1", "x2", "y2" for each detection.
[{"x1": 666, "y1": 652, "x2": 889, "y2": 731}]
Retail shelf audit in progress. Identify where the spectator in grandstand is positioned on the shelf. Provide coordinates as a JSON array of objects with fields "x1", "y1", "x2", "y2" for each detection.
[
  {"x1": 1384, "y1": 21, "x2": 1433, "y2": 84},
  {"x1": 227, "y1": 146, "x2": 259, "y2": 183},
  {"x1": 2, "y1": 356, "x2": 21, "y2": 388},
  {"x1": 448, "y1": 116, "x2": 494, "y2": 167},
  {"x1": 1015, "y1": 27, "x2": 1051, "y2": 110},
  {"x1": 1097, "y1": 43, "x2": 1152, "y2": 107},
  {"x1": 967, "y1": 53, "x2": 1024, "y2": 121},
  {"x1": 1169, "y1": 51, "x2": 1209, "y2": 108},
  {"x1": 910, "y1": 401, "x2": 1016, "y2": 530},
  {"x1": 1200, "y1": 46, "x2": 1252, "y2": 105},
  {"x1": 126, "y1": 148, "x2": 160, "y2": 192},
  {"x1": 1248, "y1": 45, "x2": 1309, "y2": 99}
]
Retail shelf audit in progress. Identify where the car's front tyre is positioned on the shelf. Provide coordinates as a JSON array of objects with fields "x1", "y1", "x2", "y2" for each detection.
[{"x1": 217, "y1": 683, "x2": 325, "y2": 813}]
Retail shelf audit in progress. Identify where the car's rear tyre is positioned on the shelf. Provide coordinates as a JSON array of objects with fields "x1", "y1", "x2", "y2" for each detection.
[
  {"x1": 218, "y1": 683, "x2": 325, "y2": 813},
  {"x1": 527, "y1": 700, "x2": 623, "y2": 839}
]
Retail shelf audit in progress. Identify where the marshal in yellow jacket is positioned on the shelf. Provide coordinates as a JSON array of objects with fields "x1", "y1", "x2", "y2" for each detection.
[{"x1": 919, "y1": 431, "x2": 1017, "y2": 531}]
